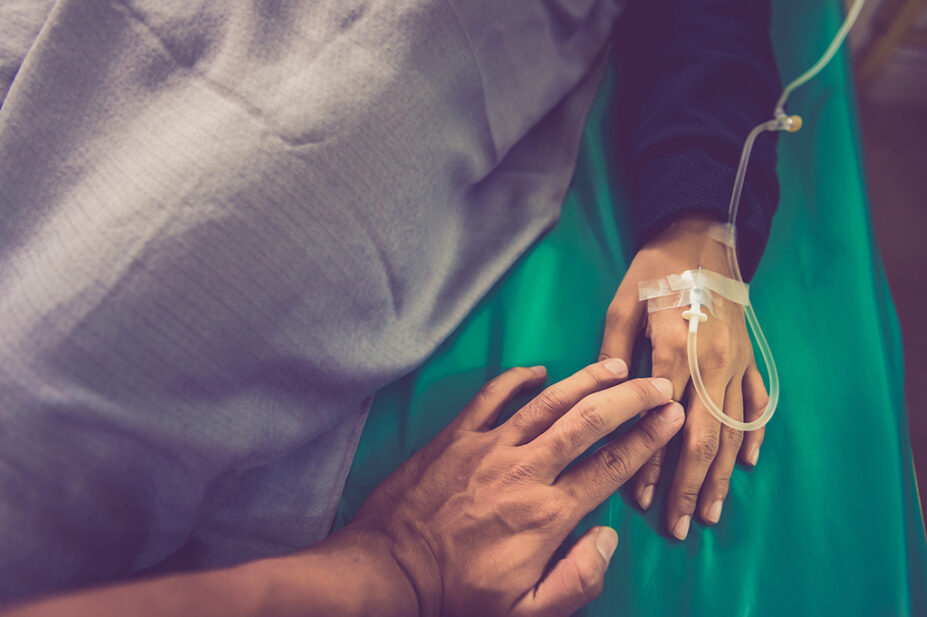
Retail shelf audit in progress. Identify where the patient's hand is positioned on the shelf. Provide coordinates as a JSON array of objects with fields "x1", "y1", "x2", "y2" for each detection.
[
  {"x1": 599, "y1": 215, "x2": 769, "y2": 539},
  {"x1": 348, "y1": 362, "x2": 683, "y2": 617}
]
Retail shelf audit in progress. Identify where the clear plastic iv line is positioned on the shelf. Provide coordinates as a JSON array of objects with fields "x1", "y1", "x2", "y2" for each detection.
[{"x1": 686, "y1": 0, "x2": 866, "y2": 432}]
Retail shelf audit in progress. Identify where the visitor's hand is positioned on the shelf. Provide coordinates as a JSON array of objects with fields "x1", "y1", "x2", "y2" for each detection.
[
  {"x1": 599, "y1": 215, "x2": 769, "y2": 539},
  {"x1": 345, "y1": 361, "x2": 684, "y2": 617},
  {"x1": 0, "y1": 364, "x2": 681, "y2": 617}
]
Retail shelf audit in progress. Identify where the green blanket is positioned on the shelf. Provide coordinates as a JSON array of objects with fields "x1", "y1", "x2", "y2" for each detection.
[{"x1": 337, "y1": 2, "x2": 927, "y2": 614}]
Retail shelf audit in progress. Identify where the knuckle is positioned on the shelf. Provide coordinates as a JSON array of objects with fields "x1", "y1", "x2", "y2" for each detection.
[
  {"x1": 503, "y1": 460, "x2": 542, "y2": 484},
  {"x1": 665, "y1": 327, "x2": 689, "y2": 351},
  {"x1": 508, "y1": 366, "x2": 535, "y2": 383},
  {"x1": 580, "y1": 572, "x2": 605, "y2": 605},
  {"x1": 525, "y1": 500, "x2": 562, "y2": 528},
  {"x1": 642, "y1": 446, "x2": 666, "y2": 470},
  {"x1": 623, "y1": 379, "x2": 654, "y2": 408},
  {"x1": 605, "y1": 303, "x2": 631, "y2": 328},
  {"x1": 684, "y1": 433, "x2": 720, "y2": 463},
  {"x1": 505, "y1": 410, "x2": 530, "y2": 433},
  {"x1": 546, "y1": 431, "x2": 576, "y2": 462},
  {"x1": 711, "y1": 474, "x2": 731, "y2": 495},
  {"x1": 721, "y1": 425, "x2": 744, "y2": 448},
  {"x1": 486, "y1": 495, "x2": 566, "y2": 538},
  {"x1": 574, "y1": 400, "x2": 607, "y2": 434},
  {"x1": 636, "y1": 460, "x2": 662, "y2": 485},
  {"x1": 596, "y1": 446, "x2": 634, "y2": 483},
  {"x1": 480, "y1": 367, "x2": 531, "y2": 398},
  {"x1": 748, "y1": 387, "x2": 770, "y2": 411},
  {"x1": 712, "y1": 327, "x2": 733, "y2": 351},
  {"x1": 704, "y1": 341, "x2": 732, "y2": 369},
  {"x1": 650, "y1": 319, "x2": 688, "y2": 349},
  {"x1": 651, "y1": 348, "x2": 683, "y2": 373},
  {"x1": 479, "y1": 375, "x2": 506, "y2": 397},
  {"x1": 584, "y1": 363, "x2": 611, "y2": 388},
  {"x1": 563, "y1": 558, "x2": 605, "y2": 605},
  {"x1": 676, "y1": 485, "x2": 701, "y2": 509},
  {"x1": 554, "y1": 486, "x2": 586, "y2": 521},
  {"x1": 636, "y1": 416, "x2": 665, "y2": 446},
  {"x1": 505, "y1": 408, "x2": 539, "y2": 437},
  {"x1": 535, "y1": 386, "x2": 571, "y2": 414}
]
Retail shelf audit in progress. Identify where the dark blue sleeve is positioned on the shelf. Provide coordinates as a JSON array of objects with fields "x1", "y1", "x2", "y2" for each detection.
[{"x1": 613, "y1": 0, "x2": 781, "y2": 280}]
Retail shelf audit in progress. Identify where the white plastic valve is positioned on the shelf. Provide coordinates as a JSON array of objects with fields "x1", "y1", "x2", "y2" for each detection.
[{"x1": 682, "y1": 304, "x2": 707, "y2": 333}]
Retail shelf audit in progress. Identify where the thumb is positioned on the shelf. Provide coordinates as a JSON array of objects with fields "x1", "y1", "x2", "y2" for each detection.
[
  {"x1": 600, "y1": 289, "x2": 644, "y2": 366},
  {"x1": 512, "y1": 527, "x2": 617, "y2": 617}
]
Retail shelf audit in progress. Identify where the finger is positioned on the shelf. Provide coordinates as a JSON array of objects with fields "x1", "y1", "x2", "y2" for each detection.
[
  {"x1": 633, "y1": 340, "x2": 690, "y2": 511},
  {"x1": 499, "y1": 358, "x2": 629, "y2": 444},
  {"x1": 739, "y1": 364, "x2": 770, "y2": 466},
  {"x1": 665, "y1": 380, "x2": 726, "y2": 540},
  {"x1": 558, "y1": 402, "x2": 685, "y2": 511},
  {"x1": 512, "y1": 527, "x2": 617, "y2": 617},
  {"x1": 599, "y1": 284, "x2": 645, "y2": 365},
  {"x1": 453, "y1": 366, "x2": 548, "y2": 432},
  {"x1": 697, "y1": 377, "x2": 745, "y2": 525},
  {"x1": 631, "y1": 438, "x2": 666, "y2": 512},
  {"x1": 528, "y1": 378, "x2": 675, "y2": 475}
]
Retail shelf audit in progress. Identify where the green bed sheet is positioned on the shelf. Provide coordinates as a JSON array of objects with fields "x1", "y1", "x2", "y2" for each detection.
[{"x1": 336, "y1": 1, "x2": 927, "y2": 614}]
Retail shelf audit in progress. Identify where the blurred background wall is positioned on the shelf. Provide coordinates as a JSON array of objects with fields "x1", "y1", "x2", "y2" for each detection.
[{"x1": 850, "y1": 0, "x2": 927, "y2": 523}]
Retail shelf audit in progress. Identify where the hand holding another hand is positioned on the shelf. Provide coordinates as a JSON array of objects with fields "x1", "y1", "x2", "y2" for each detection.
[
  {"x1": 1, "y1": 365, "x2": 681, "y2": 617},
  {"x1": 339, "y1": 361, "x2": 683, "y2": 617},
  {"x1": 599, "y1": 215, "x2": 770, "y2": 540}
]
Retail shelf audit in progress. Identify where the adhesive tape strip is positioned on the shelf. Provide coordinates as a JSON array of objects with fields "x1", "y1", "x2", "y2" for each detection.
[
  {"x1": 638, "y1": 269, "x2": 749, "y2": 315},
  {"x1": 667, "y1": 269, "x2": 749, "y2": 305},
  {"x1": 644, "y1": 288, "x2": 719, "y2": 315}
]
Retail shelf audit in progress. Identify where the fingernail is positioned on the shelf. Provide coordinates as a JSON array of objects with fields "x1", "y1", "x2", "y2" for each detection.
[
  {"x1": 651, "y1": 378, "x2": 673, "y2": 398},
  {"x1": 658, "y1": 402, "x2": 684, "y2": 423},
  {"x1": 747, "y1": 446, "x2": 760, "y2": 466},
  {"x1": 638, "y1": 485, "x2": 655, "y2": 511},
  {"x1": 706, "y1": 499, "x2": 723, "y2": 524},
  {"x1": 673, "y1": 515, "x2": 691, "y2": 540},
  {"x1": 529, "y1": 365, "x2": 547, "y2": 377},
  {"x1": 595, "y1": 527, "x2": 619, "y2": 563},
  {"x1": 602, "y1": 358, "x2": 628, "y2": 377}
]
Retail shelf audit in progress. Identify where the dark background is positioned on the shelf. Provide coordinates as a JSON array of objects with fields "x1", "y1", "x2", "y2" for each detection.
[{"x1": 851, "y1": 0, "x2": 927, "y2": 525}]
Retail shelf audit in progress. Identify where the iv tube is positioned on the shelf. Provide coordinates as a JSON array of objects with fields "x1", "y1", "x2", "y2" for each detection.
[{"x1": 686, "y1": 0, "x2": 867, "y2": 432}]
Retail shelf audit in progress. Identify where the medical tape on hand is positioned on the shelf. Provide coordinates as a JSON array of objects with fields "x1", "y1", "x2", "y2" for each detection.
[{"x1": 638, "y1": 269, "x2": 749, "y2": 316}]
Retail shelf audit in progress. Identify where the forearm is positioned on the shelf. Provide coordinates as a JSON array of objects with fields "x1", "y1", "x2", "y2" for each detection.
[
  {"x1": 616, "y1": 0, "x2": 781, "y2": 280},
  {"x1": 2, "y1": 529, "x2": 417, "y2": 617}
]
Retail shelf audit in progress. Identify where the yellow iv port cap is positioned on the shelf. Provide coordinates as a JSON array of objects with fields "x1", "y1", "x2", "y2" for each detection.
[{"x1": 786, "y1": 115, "x2": 803, "y2": 132}]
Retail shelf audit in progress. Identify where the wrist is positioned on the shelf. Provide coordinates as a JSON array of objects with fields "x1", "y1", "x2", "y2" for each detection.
[
  {"x1": 653, "y1": 214, "x2": 732, "y2": 246},
  {"x1": 345, "y1": 522, "x2": 444, "y2": 617},
  {"x1": 263, "y1": 527, "x2": 422, "y2": 617},
  {"x1": 642, "y1": 215, "x2": 733, "y2": 269}
]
